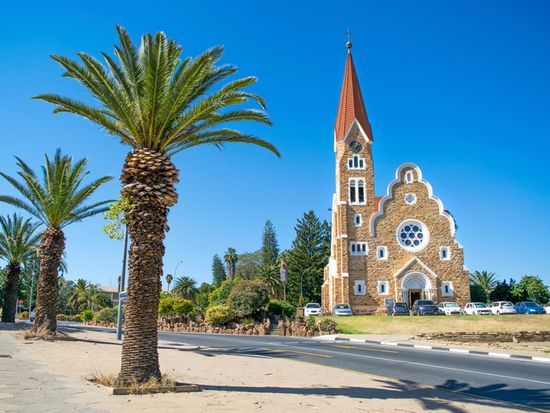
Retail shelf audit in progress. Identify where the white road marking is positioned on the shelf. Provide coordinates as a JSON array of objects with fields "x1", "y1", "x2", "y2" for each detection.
[
  {"x1": 532, "y1": 357, "x2": 550, "y2": 363},
  {"x1": 449, "y1": 348, "x2": 469, "y2": 354},
  {"x1": 350, "y1": 338, "x2": 365, "y2": 343},
  {"x1": 413, "y1": 345, "x2": 432, "y2": 349},
  {"x1": 488, "y1": 352, "x2": 511, "y2": 358},
  {"x1": 269, "y1": 343, "x2": 550, "y2": 386},
  {"x1": 381, "y1": 341, "x2": 399, "y2": 346}
]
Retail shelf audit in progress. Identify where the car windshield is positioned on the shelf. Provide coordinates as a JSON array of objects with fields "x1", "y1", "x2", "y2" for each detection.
[
  {"x1": 395, "y1": 303, "x2": 407, "y2": 308},
  {"x1": 306, "y1": 304, "x2": 320, "y2": 308},
  {"x1": 417, "y1": 300, "x2": 434, "y2": 305},
  {"x1": 474, "y1": 303, "x2": 487, "y2": 308},
  {"x1": 335, "y1": 304, "x2": 350, "y2": 309},
  {"x1": 524, "y1": 302, "x2": 539, "y2": 308}
]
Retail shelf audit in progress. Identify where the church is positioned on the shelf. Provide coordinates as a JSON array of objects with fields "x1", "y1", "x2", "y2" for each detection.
[{"x1": 321, "y1": 41, "x2": 470, "y2": 314}]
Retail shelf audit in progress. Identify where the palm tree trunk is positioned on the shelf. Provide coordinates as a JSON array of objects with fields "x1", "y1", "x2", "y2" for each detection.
[
  {"x1": 118, "y1": 149, "x2": 178, "y2": 384},
  {"x1": 1, "y1": 263, "x2": 21, "y2": 323},
  {"x1": 31, "y1": 227, "x2": 65, "y2": 335}
]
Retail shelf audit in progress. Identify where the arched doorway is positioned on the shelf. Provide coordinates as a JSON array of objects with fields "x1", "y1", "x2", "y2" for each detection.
[{"x1": 401, "y1": 272, "x2": 432, "y2": 305}]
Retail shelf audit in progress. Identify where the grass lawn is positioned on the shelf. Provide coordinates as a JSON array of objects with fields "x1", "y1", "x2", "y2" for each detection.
[{"x1": 321, "y1": 314, "x2": 550, "y2": 335}]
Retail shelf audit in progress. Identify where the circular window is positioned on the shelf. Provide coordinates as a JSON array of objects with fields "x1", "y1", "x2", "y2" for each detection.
[
  {"x1": 404, "y1": 193, "x2": 417, "y2": 205},
  {"x1": 397, "y1": 220, "x2": 428, "y2": 251}
]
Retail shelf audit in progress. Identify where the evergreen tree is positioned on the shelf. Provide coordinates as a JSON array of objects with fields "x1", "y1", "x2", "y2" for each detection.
[
  {"x1": 211, "y1": 254, "x2": 226, "y2": 285},
  {"x1": 286, "y1": 211, "x2": 331, "y2": 305},
  {"x1": 261, "y1": 220, "x2": 279, "y2": 267},
  {"x1": 512, "y1": 275, "x2": 549, "y2": 303}
]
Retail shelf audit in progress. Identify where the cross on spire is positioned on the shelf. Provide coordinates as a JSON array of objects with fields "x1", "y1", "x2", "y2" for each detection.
[{"x1": 346, "y1": 29, "x2": 352, "y2": 52}]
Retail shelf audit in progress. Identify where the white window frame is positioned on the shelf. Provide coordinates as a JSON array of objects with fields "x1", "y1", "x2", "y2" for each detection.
[
  {"x1": 376, "y1": 246, "x2": 388, "y2": 260},
  {"x1": 439, "y1": 246, "x2": 451, "y2": 260},
  {"x1": 350, "y1": 242, "x2": 368, "y2": 256},
  {"x1": 377, "y1": 281, "x2": 389, "y2": 296},
  {"x1": 347, "y1": 155, "x2": 366, "y2": 170},
  {"x1": 349, "y1": 178, "x2": 366, "y2": 205},
  {"x1": 405, "y1": 170, "x2": 414, "y2": 183},
  {"x1": 354, "y1": 213, "x2": 362, "y2": 227},
  {"x1": 404, "y1": 193, "x2": 417, "y2": 205},
  {"x1": 354, "y1": 280, "x2": 366, "y2": 296},
  {"x1": 441, "y1": 281, "x2": 453, "y2": 296},
  {"x1": 396, "y1": 220, "x2": 429, "y2": 252}
]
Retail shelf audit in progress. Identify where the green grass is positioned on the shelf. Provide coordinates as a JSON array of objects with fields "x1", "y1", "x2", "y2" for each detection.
[{"x1": 321, "y1": 314, "x2": 550, "y2": 335}]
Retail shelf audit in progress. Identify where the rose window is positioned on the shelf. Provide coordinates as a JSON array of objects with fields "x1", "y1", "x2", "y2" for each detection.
[{"x1": 397, "y1": 221, "x2": 427, "y2": 250}]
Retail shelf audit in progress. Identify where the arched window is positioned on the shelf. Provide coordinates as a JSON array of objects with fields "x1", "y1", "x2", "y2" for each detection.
[
  {"x1": 405, "y1": 170, "x2": 414, "y2": 183},
  {"x1": 358, "y1": 180, "x2": 365, "y2": 203},
  {"x1": 348, "y1": 155, "x2": 366, "y2": 170},
  {"x1": 349, "y1": 180, "x2": 357, "y2": 203}
]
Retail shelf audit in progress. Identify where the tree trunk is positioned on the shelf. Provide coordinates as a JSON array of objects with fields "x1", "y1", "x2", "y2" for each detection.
[
  {"x1": 118, "y1": 149, "x2": 179, "y2": 384},
  {"x1": 31, "y1": 227, "x2": 65, "y2": 335},
  {"x1": 1, "y1": 263, "x2": 21, "y2": 323}
]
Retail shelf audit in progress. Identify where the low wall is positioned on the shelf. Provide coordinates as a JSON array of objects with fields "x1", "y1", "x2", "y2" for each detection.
[{"x1": 418, "y1": 331, "x2": 550, "y2": 343}]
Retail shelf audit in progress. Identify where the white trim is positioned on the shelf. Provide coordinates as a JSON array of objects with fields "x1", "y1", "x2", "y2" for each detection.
[
  {"x1": 350, "y1": 241, "x2": 368, "y2": 256},
  {"x1": 342, "y1": 272, "x2": 349, "y2": 278},
  {"x1": 348, "y1": 178, "x2": 366, "y2": 205},
  {"x1": 354, "y1": 280, "x2": 366, "y2": 296},
  {"x1": 377, "y1": 281, "x2": 389, "y2": 295},
  {"x1": 441, "y1": 281, "x2": 453, "y2": 296},
  {"x1": 342, "y1": 118, "x2": 372, "y2": 144},
  {"x1": 392, "y1": 257, "x2": 438, "y2": 281},
  {"x1": 354, "y1": 213, "x2": 362, "y2": 227},
  {"x1": 376, "y1": 246, "x2": 388, "y2": 260},
  {"x1": 396, "y1": 219, "x2": 430, "y2": 252},
  {"x1": 369, "y1": 163, "x2": 457, "y2": 238},
  {"x1": 347, "y1": 154, "x2": 366, "y2": 170},
  {"x1": 404, "y1": 193, "x2": 417, "y2": 205},
  {"x1": 439, "y1": 246, "x2": 451, "y2": 260},
  {"x1": 400, "y1": 271, "x2": 433, "y2": 290}
]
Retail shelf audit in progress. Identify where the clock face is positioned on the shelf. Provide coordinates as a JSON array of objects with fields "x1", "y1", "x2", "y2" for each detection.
[{"x1": 349, "y1": 140, "x2": 362, "y2": 153}]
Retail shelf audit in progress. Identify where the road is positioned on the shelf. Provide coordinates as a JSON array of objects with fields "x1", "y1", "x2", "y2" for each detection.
[{"x1": 63, "y1": 324, "x2": 550, "y2": 411}]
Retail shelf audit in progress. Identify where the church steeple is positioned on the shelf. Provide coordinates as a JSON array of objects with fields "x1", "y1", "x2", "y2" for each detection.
[{"x1": 334, "y1": 41, "x2": 373, "y2": 142}]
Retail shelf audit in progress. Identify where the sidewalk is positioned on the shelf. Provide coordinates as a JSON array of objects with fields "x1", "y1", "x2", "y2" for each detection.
[{"x1": 0, "y1": 324, "x2": 533, "y2": 413}]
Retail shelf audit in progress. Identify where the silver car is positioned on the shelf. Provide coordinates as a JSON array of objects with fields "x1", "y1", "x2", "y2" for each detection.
[
  {"x1": 490, "y1": 301, "x2": 516, "y2": 315},
  {"x1": 333, "y1": 303, "x2": 352, "y2": 316}
]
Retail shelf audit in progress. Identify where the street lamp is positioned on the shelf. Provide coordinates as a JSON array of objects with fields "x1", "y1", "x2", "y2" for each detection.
[
  {"x1": 279, "y1": 258, "x2": 288, "y2": 301},
  {"x1": 174, "y1": 261, "x2": 183, "y2": 280}
]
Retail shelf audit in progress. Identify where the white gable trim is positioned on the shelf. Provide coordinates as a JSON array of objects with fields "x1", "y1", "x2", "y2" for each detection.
[
  {"x1": 392, "y1": 256, "x2": 438, "y2": 281},
  {"x1": 369, "y1": 163, "x2": 456, "y2": 238},
  {"x1": 343, "y1": 118, "x2": 371, "y2": 144}
]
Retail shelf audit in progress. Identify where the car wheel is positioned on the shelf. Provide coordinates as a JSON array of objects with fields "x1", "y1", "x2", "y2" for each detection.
[{"x1": 496, "y1": 311, "x2": 500, "y2": 315}]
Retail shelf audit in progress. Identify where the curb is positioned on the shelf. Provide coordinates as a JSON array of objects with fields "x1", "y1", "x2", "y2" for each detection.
[{"x1": 330, "y1": 337, "x2": 550, "y2": 363}]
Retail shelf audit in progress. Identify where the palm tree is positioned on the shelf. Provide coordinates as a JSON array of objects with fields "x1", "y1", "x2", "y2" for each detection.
[
  {"x1": 33, "y1": 26, "x2": 278, "y2": 383},
  {"x1": 469, "y1": 271, "x2": 498, "y2": 299},
  {"x1": 68, "y1": 278, "x2": 90, "y2": 312},
  {"x1": 0, "y1": 150, "x2": 112, "y2": 335},
  {"x1": 259, "y1": 264, "x2": 282, "y2": 299},
  {"x1": 165, "y1": 273, "x2": 173, "y2": 294},
  {"x1": 224, "y1": 247, "x2": 238, "y2": 281},
  {"x1": 0, "y1": 214, "x2": 41, "y2": 322},
  {"x1": 172, "y1": 276, "x2": 197, "y2": 300}
]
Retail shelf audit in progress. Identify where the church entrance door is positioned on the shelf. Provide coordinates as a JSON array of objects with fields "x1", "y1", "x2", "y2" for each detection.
[{"x1": 409, "y1": 289, "x2": 422, "y2": 305}]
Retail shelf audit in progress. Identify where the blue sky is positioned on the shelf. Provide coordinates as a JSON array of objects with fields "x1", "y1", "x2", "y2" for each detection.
[{"x1": 1, "y1": 1, "x2": 549, "y2": 288}]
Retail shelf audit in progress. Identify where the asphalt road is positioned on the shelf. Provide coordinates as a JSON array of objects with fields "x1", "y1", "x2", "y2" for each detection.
[{"x1": 63, "y1": 324, "x2": 550, "y2": 412}]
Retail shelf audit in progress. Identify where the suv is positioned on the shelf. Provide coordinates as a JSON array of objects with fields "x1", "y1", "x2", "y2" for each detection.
[
  {"x1": 412, "y1": 300, "x2": 439, "y2": 316},
  {"x1": 386, "y1": 302, "x2": 409, "y2": 316},
  {"x1": 304, "y1": 303, "x2": 322, "y2": 317},
  {"x1": 438, "y1": 302, "x2": 462, "y2": 315},
  {"x1": 490, "y1": 301, "x2": 516, "y2": 315}
]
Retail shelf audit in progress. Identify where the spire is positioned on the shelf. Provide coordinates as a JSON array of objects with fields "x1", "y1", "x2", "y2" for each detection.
[{"x1": 334, "y1": 38, "x2": 373, "y2": 142}]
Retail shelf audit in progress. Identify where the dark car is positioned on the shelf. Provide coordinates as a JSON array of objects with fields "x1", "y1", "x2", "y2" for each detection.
[
  {"x1": 386, "y1": 302, "x2": 409, "y2": 316},
  {"x1": 515, "y1": 301, "x2": 546, "y2": 315},
  {"x1": 412, "y1": 299, "x2": 439, "y2": 316}
]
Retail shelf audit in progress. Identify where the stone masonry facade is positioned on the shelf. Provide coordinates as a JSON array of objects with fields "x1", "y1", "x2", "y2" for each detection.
[{"x1": 321, "y1": 45, "x2": 470, "y2": 314}]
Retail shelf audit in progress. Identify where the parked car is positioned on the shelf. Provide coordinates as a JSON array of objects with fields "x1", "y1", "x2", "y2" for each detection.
[
  {"x1": 438, "y1": 302, "x2": 462, "y2": 315},
  {"x1": 515, "y1": 301, "x2": 546, "y2": 315},
  {"x1": 412, "y1": 300, "x2": 439, "y2": 316},
  {"x1": 332, "y1": 303, "x2": 352, "y2": 316},
  {"x1": 464, "y1": 302, "x2": 492, "y2": 315},
  {"x1": 545, "y1": 303, "x2": 550, "y2": 314},
  {"x1": 304, "y1": 303, "x2": 322, "y2": 316},
  {"x1": 386, "y1": 302, "x2": 409, "y2": 316},
  {"x1": 490, "y1": 301, "x2": 516, "y2": 315}
]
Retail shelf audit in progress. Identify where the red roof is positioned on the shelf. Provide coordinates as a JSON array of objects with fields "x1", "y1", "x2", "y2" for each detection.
[{"x1": 334, "y1": 49, "x2": 373, "y2": 142}]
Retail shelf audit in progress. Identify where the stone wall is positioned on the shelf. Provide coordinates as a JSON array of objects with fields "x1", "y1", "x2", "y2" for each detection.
[{"x1": 418, "y1": 331, "x2": 550, "y2": 343}]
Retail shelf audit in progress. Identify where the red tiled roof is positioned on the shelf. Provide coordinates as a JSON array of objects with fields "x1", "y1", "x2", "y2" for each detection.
[
  {"x1": 374, "y1": 196, "x2": 383, "y2": 212},
  {"x1": 334, "y1": 50, "x2": 373, "y2": 142}
]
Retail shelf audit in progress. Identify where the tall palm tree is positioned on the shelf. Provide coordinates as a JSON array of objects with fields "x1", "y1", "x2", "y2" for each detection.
[
  {"x1": 165, "y1": 273, "x2": 173, "y2": 294},
  {"x1": 172, "y1": 275, "x2": 197, "y2": 300},
  {"x1": 469, "y1": 271, "x2": 498, "y2": 299},
  {"x1": 0, "y1": 214, "x2": 41, "y2": 322},
  {"x1": 0, "y1": 150, "x2": 112, "y2": 335},
  {"x1": 258, "y1": 264, "x2": 283, "y2": 299},
  {"x1": 33, "y1": 26, "x2": 278, "y2": 383},
  {"x1": 224, "y1": 247, "x2": 238, "y2": 281}
]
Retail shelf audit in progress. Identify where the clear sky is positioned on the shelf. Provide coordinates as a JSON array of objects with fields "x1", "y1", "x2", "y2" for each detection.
[{"x1": 1, "y1": 1, "x2": 549, "y2": 288}]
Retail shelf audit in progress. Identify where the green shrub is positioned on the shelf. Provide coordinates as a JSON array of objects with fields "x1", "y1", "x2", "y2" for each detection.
[
  {"x1": 205, "y1": 304, "x2": 234, "y2": 326},
  {"x1": 306, "y1": 316, "x2": 316, "y2": 328},
  {"x1": 228, "y1": 279, "x2": 270, "y2": 318},
  {"x1": 94, "y1": 307, "x2": 118, "y2": 323},
  {"x1": 20, "y1": 311, "x2": 29, "y2": 319},
  {"x1": 318, "y1": 318, "x2": 337, "y2": 332},
  {"x1": 208, "y1": 279, "x2": 235, "y2": 306},
  {"x1": 80, "y1": 310, "x2": 93, "y2": 322},
  {"x1": 158, "y1": 297, "x2": 195, "y2": 318},
  {"x1": 56, "y1": 314, "x2": 83, "y2": 322},
  {"x1": 70, "y1": 314, "x2": 82, "y2": 322},
  {"x1": 266, "y1": 300, "x2": 296, "y2": 318},
  {"x1": 239, "y1": 317, "x2": 254, "y2": 326}
]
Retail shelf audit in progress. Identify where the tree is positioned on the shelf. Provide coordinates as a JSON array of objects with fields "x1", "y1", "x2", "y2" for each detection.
[
  {"x1": 469, "y1": 271, "x2": 498, "y2": 299},
  {"x1": 165, "y1": 273, "x2": 173, "y2": 293},
  {"x1": 286, "y1": 211, "x2": 331, "y2": 305},
  {"x1": 227, "y1": 279, "x2": 270, "y2": 319},
  {"x1": 172, "y1": 276, "x2": 198, "y2": 300},
  {"x1": 469, "y1": 284, "x2": 488, "y2": 303},
  {"x1": 211, "y1": 254, "x2": 226, "y2": 285},
  {"x1": 0, "y1": 214, "x2": 41, "y2": 322},
  {"x1": 34, "y1": 26, "x2": 278, "y2": 383},
  {"x1": 235, "y1": 250, "x2": 262, "y2": 280},
  {"x1": 489, "y1": 279, "x2": 517, "y2": 302},
  {"x1": 512, "y1": 275, "x2": 549, "y2": 304},
  {"x1": 261, "y1": 220, "x2": 279, "y2": 267},
  {"x1": 224, "y1": 247, "x2": 238, "y2": 281},
  {"x1": 0, "y1": 150, "x2": 112, "y2": 335},
  {"x1": 258, "y1": 264, "x2": 282, "y2": 299},
  {"x1": 195, "y1": 282, "x2": 214, "y2": 314}
]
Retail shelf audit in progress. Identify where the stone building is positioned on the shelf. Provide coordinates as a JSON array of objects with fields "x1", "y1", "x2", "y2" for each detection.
[{"x1": 321, "y1": 42, "x2": 470, "y2": 314}]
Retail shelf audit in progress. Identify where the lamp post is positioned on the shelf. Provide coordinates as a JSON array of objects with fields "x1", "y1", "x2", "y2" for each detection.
[
  {"x1": 173, "y1": 261, "x2": 183, "y2": 282},
  {"x1": 279, "y1": 258, "x2": 288, "y2": 301},
  {"x1": 116, "y1": 226, "x2": 129, "y2": 341}
]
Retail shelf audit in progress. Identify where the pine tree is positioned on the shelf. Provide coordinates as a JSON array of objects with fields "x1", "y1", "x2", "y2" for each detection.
[
  {"x1": 261, "y1": 220, "x2": 279, "y2": 267},
  {"x1": 286, "y1": 211, "x2": 331, "y2": 305},
  {"x1": 211, "y1": 254, "x2": 226, "y2": 285}
]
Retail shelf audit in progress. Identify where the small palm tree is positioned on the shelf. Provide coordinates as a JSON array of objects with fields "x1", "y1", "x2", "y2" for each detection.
[
  {"x1": 469, "y1": 271, "x2": 498, "y2": 299},
  {"x1": 224, "y1": 247, "x2": 238, "y2": 281},
  {"x1": 68, "y1": 278, "x2": 90, "y2": 312},
  {"x1": 172, "y1": 276, "x2": 197, "y2": 300},
  {"x1": 0, "y1": 214, "x2": 41, "y2": 322},
  {"x1": 34, "y1": 26, "x2": 278, "y2": 384},
  {"x1": 0, "y1": 150, "x2": 112, "y2": 335},
  {"x1": 259, "y1": 264, "x2": 282, "y2": 299},
  {"x1": 165, "y1": 273, "x2": 173, "y2": 294}
]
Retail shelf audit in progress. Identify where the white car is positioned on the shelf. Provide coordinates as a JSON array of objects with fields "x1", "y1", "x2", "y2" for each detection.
[
  {"x1": 438, "y1": 302, "x2": 462, "y2": 315},
  {"x1": 464, "y1": 302, "x2": 492, "y2": 315},
  {"x1": 304, "y1": 303, "x2": 322, "y2": 317},
  {"x1": 545, "y1": 304, "x2": 550, "y2": 314},
  {"x1": 490, "y1": 301, "x2": 516, "y2": 315}
]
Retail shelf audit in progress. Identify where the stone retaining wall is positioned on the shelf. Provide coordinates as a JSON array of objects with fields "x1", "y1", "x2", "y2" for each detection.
[{"x1": 418, "y1": 331, "x2": 550, "y2": 343}]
